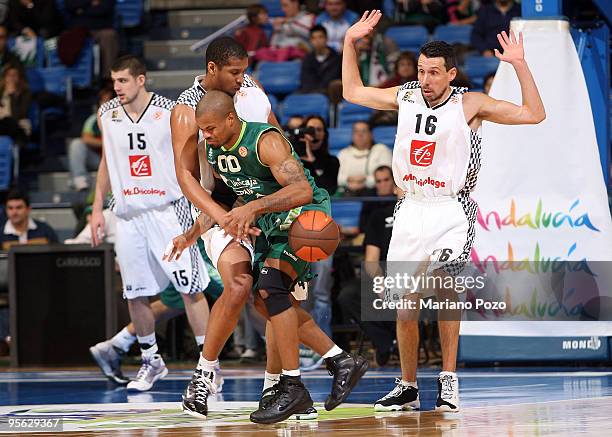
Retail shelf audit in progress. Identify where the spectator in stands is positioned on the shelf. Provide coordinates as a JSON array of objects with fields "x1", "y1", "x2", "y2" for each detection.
[
  {"x1": 379, "y1": 51, "x2": 417, "y2": 88},
  {"x1": 300, "y1": 115, "x2": 339, "y2": 196},
  {"x1": 337, "y1": 120, "x2": 392, "y2": 195},
  {"x1": 0, "y1": 25, "x2": 23, "y2": 70},
  {"x1": 65, "y1": 0, "x2": 119, "y2": 78},
  {"x1": 315, "y1": 0, "x2": 358, "y2": 53},
  {"x1": 446, "y1": 0, "x2": 477, "y2": 24},
  {"x1": 358, "y1": 165, "x2": 396, "y2": 231},
  {"x1": 0, "y1": 64, "x2": 31, "y2": 148},
  {"x1": 7, "y1": 0, "x2": 63, "y2": 39},
  {"x1": 286, "y1": 115, "x2": 304, "y2": 130},
  {"x1": 471, "y1": 0, "x2": 521, "y2": 56},
  {"x1": 396, "y1": 0, "x2": 447, "y2": 32},
  {"x1": 235, "y1": 4, "x2": 269, "y2": 61},
  {"x1": 299, "y1": 25, "x2": 342, "y2": 101},
  {"x1": 483, "y1": 72, "x2": 495, "y2": 95},
  {"x1": 346, "y1": 0, "x2": 383, "y2": 14},
  {"x1": 68, "y1": 87, "x2": 113, "y2": 191},
  {"x1": 337, "y1": 179, "x2": 399, "y2": 366},
  {"x1": 451, "y1": 67, "x2": 471, "y2": 88},
  {"x1": 64, "y1": 204, "x2": 116, "y2": 244},
  {"x1": 1, "y1": 189, "x2": 58, "y2": 251},
  {"x1": 355, "y1": 30, "x2": 398, "y2": 87},
  {"x1": 268, "y1": 0, "x2": 314, "y2": 54}
]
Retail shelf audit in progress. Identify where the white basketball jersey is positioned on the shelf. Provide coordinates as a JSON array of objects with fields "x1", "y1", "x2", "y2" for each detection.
[
  {"x1": 99, "y1": 94, "x2": 183, "y2": 218},
  {"x1": 176, "y1": 74, "x2": 271, "y2": 193},
  {"x1": 394, "y1": 81, "x2": 482, "y2": 198}
]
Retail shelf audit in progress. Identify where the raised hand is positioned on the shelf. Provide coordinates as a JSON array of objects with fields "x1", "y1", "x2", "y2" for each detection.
[
  {"x1": 345, "y1": 10, "x2": 382, "y2": 44},
  {"x1": 495, "y1": 31, "x2": 524, "y2": 64}
]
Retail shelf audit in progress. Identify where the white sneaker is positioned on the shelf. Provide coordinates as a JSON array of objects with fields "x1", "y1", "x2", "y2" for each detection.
[
  {"x1": 240, "y1": 348, "x2": 258, "y2": 360},
  {"x1": 126, "y1": 354, "x2": 168, "y2": 391},
  {"x1": 435, "y1": 372, "x2": 460, "y2": 412},
  {"x1": 214, "y1": 363, "x2": 224, "y2": 392}
]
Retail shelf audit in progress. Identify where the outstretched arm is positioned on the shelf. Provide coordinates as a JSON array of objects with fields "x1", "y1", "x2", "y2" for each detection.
[
  {"x1": 223, "y1": 131, "x2": 313, "y2": 239},
  {"x1": 342, "y1": 10, "x2": 399, "y2": 110},
  {"x1": 465, "y1": 31, "x2": 546, "y2": 126}
]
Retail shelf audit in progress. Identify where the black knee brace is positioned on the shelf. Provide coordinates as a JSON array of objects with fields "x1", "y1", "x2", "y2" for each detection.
[{"x1": 259, "y1": 267, "x2": 293, "y2": 316}]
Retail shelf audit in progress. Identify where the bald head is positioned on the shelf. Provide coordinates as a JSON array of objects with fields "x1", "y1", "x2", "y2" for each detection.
[{"x1": 196, "y1": 89, "x2": 236, "y2": 119}]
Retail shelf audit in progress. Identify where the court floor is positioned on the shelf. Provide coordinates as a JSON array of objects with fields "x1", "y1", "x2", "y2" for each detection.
[{"x1": 1, "y1": 366, "x2": 611, "y2": 435}]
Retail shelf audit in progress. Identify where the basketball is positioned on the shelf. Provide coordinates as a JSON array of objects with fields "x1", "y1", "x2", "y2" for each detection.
[{"x1": 288, "y1": 210, "x2": 340, "y2": 262}]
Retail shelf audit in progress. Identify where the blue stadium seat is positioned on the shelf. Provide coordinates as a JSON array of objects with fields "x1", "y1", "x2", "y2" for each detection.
[
  {"x1": 47, "y1": 39, "x2": 94, "y2": 88},
  {"x1": 261, "y1": 0, "x2": 284, "y2": 17},
  {"x1": 8, "y1": 36, "x2": 45, "y2": 68},
  {"x1": 27, "y1": 67, "x2": 69, "y2": 96},
  {"x1": 432, "y1": 24, "x2": 473, "y2": 45},
  {"x1": 463, "y1": 56, "x2": 499, "y2": 87},
  {"x1": 337, "y1": 101, "x2": 373, "y2": 127},
  {"x1": 385, "y1": 25, "x2": 429, "y2": 52},
  {"x1": 116, "y1": 0, "x2": 143, "y2": 27},
  {"x1": 281, "y1": 93, "x2": 329, "y2": 125},
  {"x1": 0, "y1": 136, "x2": 13, "y2": 190},
  {"x1": 256, "y1": 61, "x2": 301, "y2": 96},
  {"x1": 372, "y1": 126, "x2": 396, "y2": 148},
  {"x1": 267, "y1": 93, "x2": 279, "y2": 116},
  {"x1": 328, "y1": 127, "x2": 353, "y2": 156},
  {"x1": 331, "y1": 200, "x2": 363, "y2": 228}
]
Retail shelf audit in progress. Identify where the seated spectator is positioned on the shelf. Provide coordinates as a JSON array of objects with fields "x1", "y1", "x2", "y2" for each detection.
[
  {"x1": 268, "y1": 0, "x2": 314, "y2": 55},
  {"x1": 0, "y1": 25, "x2": 23, "y2": 70},
  {"x1": 0, "y1": 64, "x2": 31, "y2": 148},
  {"x1": 7, "y1": 0, "x2": 63, "y2": 39},
  {"x1": 64, "y1": 204, "x2": 116, "y2": 244},
  {"x1": 68, "y1": 87, "x2": 113, "y2": 191},
  {"x1": 355, "y1": 31, "x2": 398, "y2": 86},
  {"x1": 483, "y1": 72, "x2": 495, "y2": 95},
  {"x1": 396, "y1": 0, "x2": 447, "y2": 32},
  {"x1": 337, "y1": 182, "x2": 399, "y2": 366},
  {"x1": 1, "y1": 188, "x2": 58, "y2": 251},
  {"x1": 446, "y1": 0, "x2": 477, "y2": 24},
  {"x1": 65, "y1": 0, "x2": 119, "y2": 78},
  {"x1": 470, "y1": 0, "x2": 521, "y2": 56},
  {"x1": 299, "y1": 115, "x2": 340, "y2": 196},
  {"x1": 299, "y1": 25, "x2": 342, "y2": 101},
  {"x1": 315, "y1": 0, "x2": 358, "y2": 53},
  {"x1": 337, "y1": 120, "x2": 392, "y2": 195},
  {"x1": 285, "y1": 115, "x2": 304, "y2": 130},
  {"x1": 235, "y1": 4, "x2": 269, "y2": 60},
  {"x1": 379, "y1": 51, "x2": 417, "y2": 88},
  {"x1": 358, "y1": 165, "x2": 397, "y2": 230}
]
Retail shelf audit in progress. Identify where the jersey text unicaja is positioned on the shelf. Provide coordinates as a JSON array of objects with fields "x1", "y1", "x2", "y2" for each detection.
[
  {"x1": 393, "y1": 81, "x2": 482, "y2": 198},
  {"x1": 99, "y1": 94, "x2": 183, "y2": 218}
]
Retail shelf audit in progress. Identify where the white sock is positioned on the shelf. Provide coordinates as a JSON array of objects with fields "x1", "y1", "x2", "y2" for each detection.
[
  {"x1": 263, "y1": 371, "x2": 280, "y2": 392},
  {"x1": 110, "y1": 327, "x2": 136, "y2": 352},
  {"x1": 197, "y1": 354, "x2": 218, "y2": 373},
  {"x1": 282, "y1": 368, "x2": 300, "y2": 377},
  {"x1": 322, "y1": 345, "x2": 344, "y2": 359},
  {"x1": 137, "y1": 333, "x2": 158, "y2": 357},
  {"x1": 195, "y1": 335, "x2": 205, "y2": 348},
  {"x1": 440, "y1": 371, "x2": 457, "y2": 378},
  {"x1": 401, "y1": 380, "x2": 418, "y2": 389}
]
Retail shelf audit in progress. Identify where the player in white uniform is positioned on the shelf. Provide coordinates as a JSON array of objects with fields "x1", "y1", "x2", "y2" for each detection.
[
  {"x1": 169, "y1": 37, "x2": 367, "y2": 422},
  {"x1": 90, "y1": 56, "x2": 211, "y2": 391},
  {"x1": 342, "y1": 11, "x2": 545, "y2": 412}
]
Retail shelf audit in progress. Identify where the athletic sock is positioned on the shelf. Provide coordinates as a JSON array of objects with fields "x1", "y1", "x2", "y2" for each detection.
[
  {"x1": 401, "y1": 380, "x2": 418, "y2": 389},
  {"x1": 282, "y1": 368, "x2": 300, "y2": 377},
  {"x1": 263, "y1": 371, "x2": 281, "y2": 392},
  {"x1": 110, "y1": 327, "x2": 136, "y2": 353},
  {"x1": 137, "y1": 333, "x2": 158, "y2": 358},
  {"x1": 322, "y1": 345, "x2": 344, "y2": 359},
  {"x1": 195, "y1": 335, "x2": 205, "y2": 348},
  {"x1": 197, "y1": 354, "x2": 218, "y2": 373}
]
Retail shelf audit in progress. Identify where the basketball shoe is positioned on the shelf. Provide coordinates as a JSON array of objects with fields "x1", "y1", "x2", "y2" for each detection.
[
  {"x1": 374, "y1": 378, "x2": 420, "y2": 411},
  {"x1": 89, "y1": 340, "x2": 130, "y2": 385},
  {"x1": 435, "y1": 372, "x2": 460, "y2": 412},
  {"x1": 126, "y1": 354, "x2": 168, "y2": 391},
  {"x1": 259, "y1": 384, "x2": 318, "y2": 420},
  {"x1": 324, "y1": 351, "x2": 369, "y2": 410},
  {"x1": 182, "y1": 368, "x2": 217, "y2": 418},
  {"x1": 250, "y1": 375, "x2": 313, "y2": 424}
]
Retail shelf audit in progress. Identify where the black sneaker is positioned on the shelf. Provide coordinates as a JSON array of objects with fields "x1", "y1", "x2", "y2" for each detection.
[
  {"x1": 182, "y1": 368, "x2": 215, "y2": 419},
  {"x1": 259, "y1": 384, "x2": 319, "y2": 420},
  {"x1": 374, "y1": 378, "x2": 420, "y2": 411},
  {"x1": 324, "y1": 352, "x2": 369, "y2": 411},
  {"x1": 250, "y1": 375, "x2": 313, "y2": 424}
]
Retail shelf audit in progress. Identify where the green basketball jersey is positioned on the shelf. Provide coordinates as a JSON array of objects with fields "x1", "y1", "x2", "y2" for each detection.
[{"x1": 206, "y1": 121, "x2": 330, "y2": 236}]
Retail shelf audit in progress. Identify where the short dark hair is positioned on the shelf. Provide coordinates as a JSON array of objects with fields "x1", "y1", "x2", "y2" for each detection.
[
  {"x1": 419, "y1": 41, "x2": 457, "y2": 70},
  {"x1": 205, "y1": 37, "x2": 248, "y2": 67},
  {"x1": 310, "y1": 25, "x2": 327, "y2": 37},
  {"x1": 6, "y1": 188, "x2": 29, "y2": 206},
  {"x1": 110, "y1": 55, "x2": 147, "y2": 78},
  {"x1": 302, "y1": 115, "x2": 329, "y2": 152},
  {"x1": 246, "y1": 4, "x2": 267, "y2": 24},
  {"x1": 374, "y1": 165, "x2": 392, "y2": 176}
]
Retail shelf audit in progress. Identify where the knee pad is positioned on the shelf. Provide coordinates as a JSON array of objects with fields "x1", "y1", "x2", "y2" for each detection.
[{"x1": 259, "y1": 267, "x2": 293, "y2": 316}]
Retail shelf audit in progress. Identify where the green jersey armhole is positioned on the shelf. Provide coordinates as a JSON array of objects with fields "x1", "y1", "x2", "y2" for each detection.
[{"x1": 255, "y1": 126, "x2": 292, "y2": 167}]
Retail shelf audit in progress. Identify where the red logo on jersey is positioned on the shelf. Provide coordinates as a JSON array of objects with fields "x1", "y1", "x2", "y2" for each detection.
[
  {"x1": 410, "y1": 140, "x2": 436, "y2": 167},
  {"x1": 153, "y1": 111, "x2": 163, "y2": 120},
  {"x1": 129, "y1": 155, "x2": 152, "y2": 177}
]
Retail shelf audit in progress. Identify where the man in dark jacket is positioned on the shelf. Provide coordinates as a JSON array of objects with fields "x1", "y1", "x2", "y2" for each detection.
[
  {"x1": 299, "y1": 25, "x2": 342, "y2": 101},
  {"x1": 470, "y1": 0, "x2": 521, "y2": 56}
]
